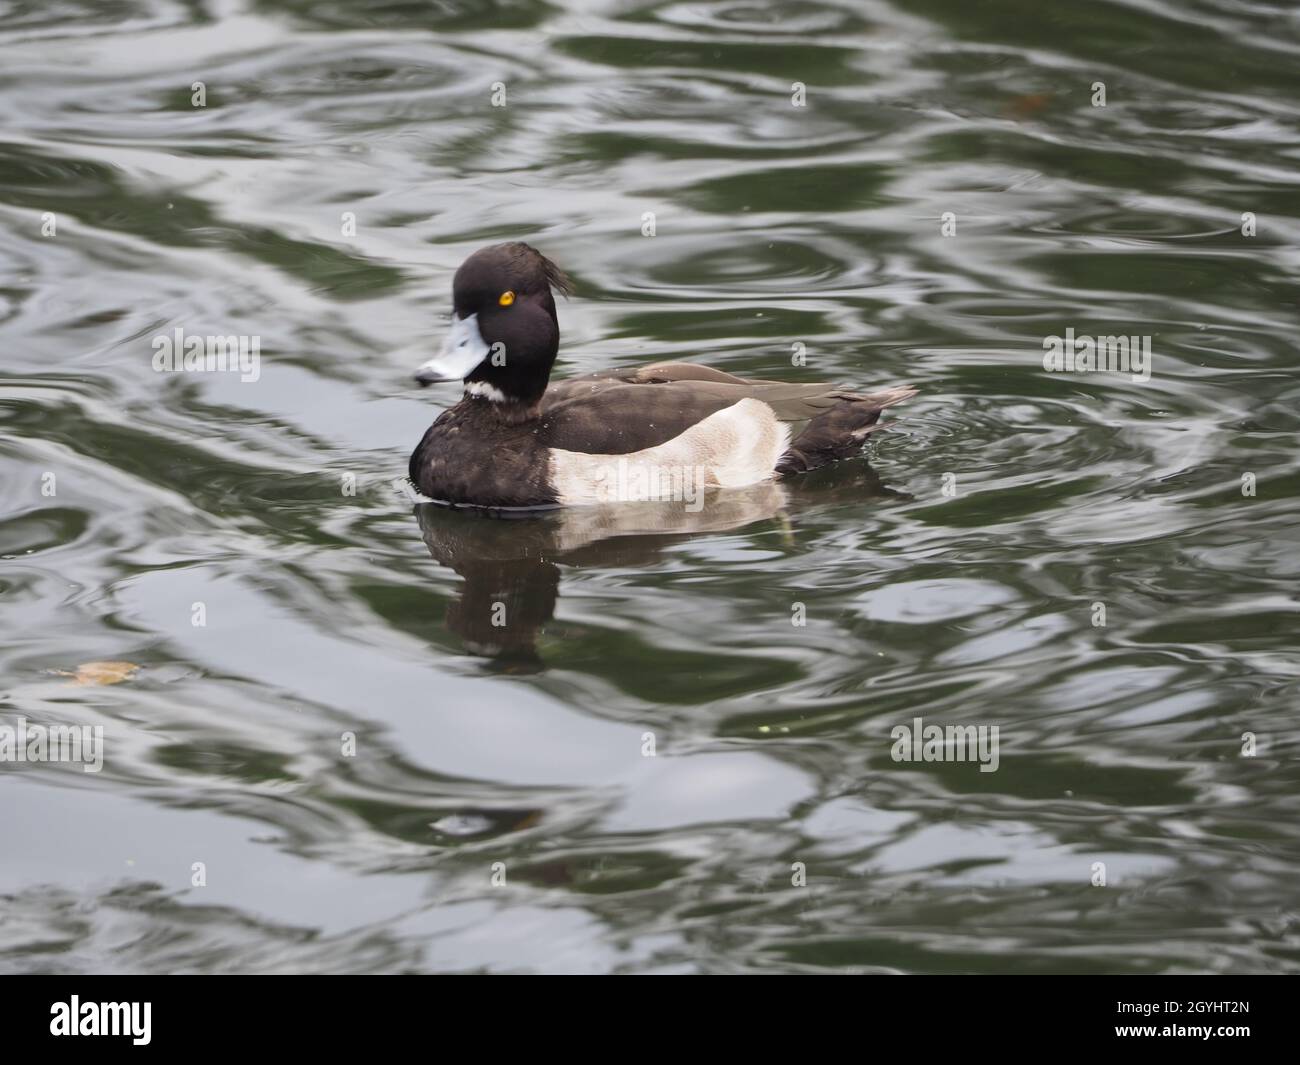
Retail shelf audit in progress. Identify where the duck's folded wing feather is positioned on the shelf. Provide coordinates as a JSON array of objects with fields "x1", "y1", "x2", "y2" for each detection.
[
  {"x1": 540, "y1": 362, "x2": 862, "y2": 454},
  {"x1": 539, "y1": 384, "x2": 737, "y2": 454}
]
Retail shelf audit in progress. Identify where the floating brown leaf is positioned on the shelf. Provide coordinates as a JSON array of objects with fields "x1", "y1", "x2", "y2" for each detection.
[
  {"x1": 66, "y1": 660, "x2": 140, "y2": 686},
  {"x1": 1005, "y1": 92, "x2": 1052, "y2": 119}
]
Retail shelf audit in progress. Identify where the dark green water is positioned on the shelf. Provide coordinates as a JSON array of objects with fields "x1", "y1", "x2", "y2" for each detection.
[{"x1": 2, "y1": 0, "x2": 1298, "y2": 974}]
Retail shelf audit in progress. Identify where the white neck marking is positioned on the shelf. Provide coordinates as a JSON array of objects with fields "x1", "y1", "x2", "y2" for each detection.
[{"x1": 465, "y1": 380, "x2": 509, "y2": 403}]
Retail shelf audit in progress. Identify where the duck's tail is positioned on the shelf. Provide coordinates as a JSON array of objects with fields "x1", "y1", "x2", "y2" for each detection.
[{"x1": 775, "y1": 386, "x2": 917, "y2": 475}]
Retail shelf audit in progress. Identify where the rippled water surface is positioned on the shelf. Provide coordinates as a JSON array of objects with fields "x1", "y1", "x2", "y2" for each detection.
[{"x1": 2, "y1": 0, "x2": 1299, "y2": 974}]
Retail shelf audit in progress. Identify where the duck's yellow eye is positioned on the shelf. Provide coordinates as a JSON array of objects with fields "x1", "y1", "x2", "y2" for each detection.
[{"x1": 498, "y1": 291, "x2": 515, "y2": 307}]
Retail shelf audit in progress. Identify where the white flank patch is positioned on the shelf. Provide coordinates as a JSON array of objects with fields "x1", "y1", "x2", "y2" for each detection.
[{"x1": 549, "y1": 398, "x2": 791, "y2": 506}]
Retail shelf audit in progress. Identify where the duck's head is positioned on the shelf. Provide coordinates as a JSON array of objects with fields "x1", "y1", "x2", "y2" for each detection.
[{"x1": 415, "y1": 242, "x2": 573, "y2": 405}]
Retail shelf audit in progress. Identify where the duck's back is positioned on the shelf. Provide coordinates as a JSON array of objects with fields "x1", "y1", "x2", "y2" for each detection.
[{"x1": 537, "y1": 361, "x2": 860, "y2": 455}]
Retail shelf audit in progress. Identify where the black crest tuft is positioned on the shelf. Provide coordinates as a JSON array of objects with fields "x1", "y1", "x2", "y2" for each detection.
[
  {"x1": 495, "y1": 242, "x2": 573, "y2": 298},
  {"x1": 539, "y1": 252, "x2": 574, "y2": 298}
]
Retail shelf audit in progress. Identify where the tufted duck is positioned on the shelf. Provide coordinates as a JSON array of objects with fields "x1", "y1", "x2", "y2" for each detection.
[{"x1": 409, "y1": 242, "x2": 916, "y2": 508}]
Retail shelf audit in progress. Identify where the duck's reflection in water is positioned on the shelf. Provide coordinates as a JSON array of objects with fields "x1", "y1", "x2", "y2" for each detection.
[{"x1": 415, "y1": 462, "x2": 903, "y2": 672}]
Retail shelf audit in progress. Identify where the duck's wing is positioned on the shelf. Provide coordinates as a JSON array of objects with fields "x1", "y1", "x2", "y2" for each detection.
[
  {"x1": 538, "y1": 381, "x2": 739, "y2": 454},
  {"x1": 540, "y1": 361, "x2": 864, "y2": 454}
]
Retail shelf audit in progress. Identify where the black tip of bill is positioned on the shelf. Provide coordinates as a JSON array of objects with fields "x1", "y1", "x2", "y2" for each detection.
[{"x1": 414, "y1": 369, "x2": 452, "y2": 388}]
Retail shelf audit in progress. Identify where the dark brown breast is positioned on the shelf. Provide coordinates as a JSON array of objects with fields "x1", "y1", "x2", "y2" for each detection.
[{"x1": 409, "y1": 401, "x2": 556, "y2": 508}]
